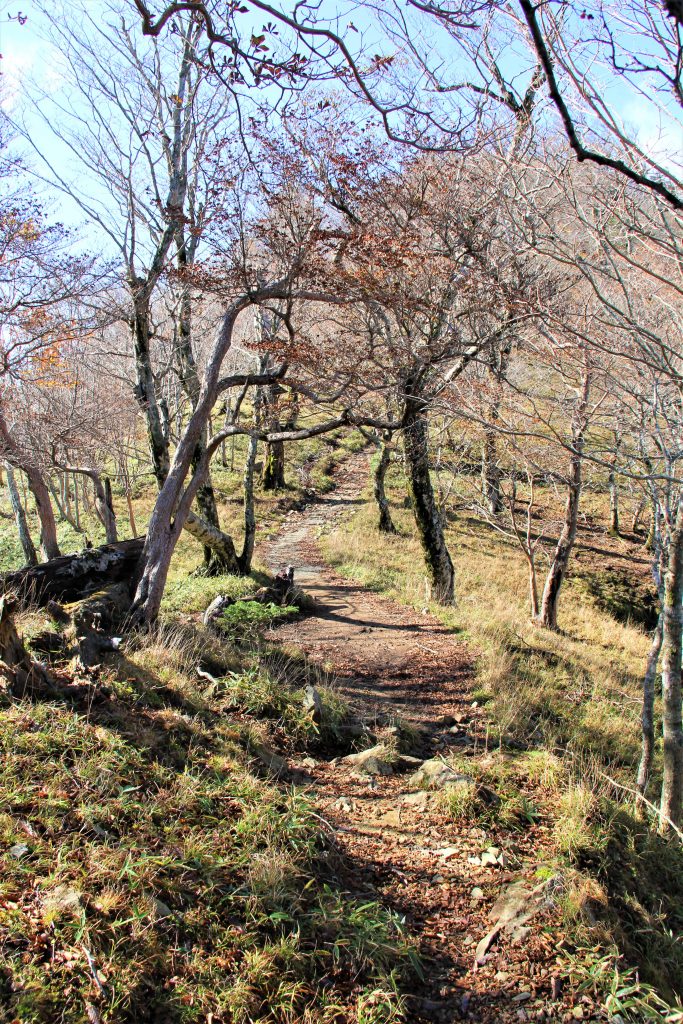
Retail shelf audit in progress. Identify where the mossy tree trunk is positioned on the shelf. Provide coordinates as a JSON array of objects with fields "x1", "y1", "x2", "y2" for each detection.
[
  {"x1": 481, "y1": 424, "x2": 501, "y2": 516},
  {"x1": 263, "y1": 439, "x2": 286, "y2": 490},
  {"x1": 403, "y1": 396, "x2": 454, "y2": 604},
  {"x1": 660, "y1": 497, "x2": 683, "y2": 831},
  {"x1": 637, "y1": 611, "x2": 663, "y2": 803},
  {"x1": 373, "y1": 439, "x2": 396, "y2": 534}
]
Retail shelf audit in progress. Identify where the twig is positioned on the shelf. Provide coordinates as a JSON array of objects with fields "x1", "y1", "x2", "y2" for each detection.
[{"x1": 82, "y1": 946, "x2": 105, "y2": 995}]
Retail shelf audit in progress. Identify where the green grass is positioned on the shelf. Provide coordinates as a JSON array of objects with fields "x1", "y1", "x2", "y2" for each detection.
[{"x1": 0, "y1": 618, "x2": 416, "y2": 1023}]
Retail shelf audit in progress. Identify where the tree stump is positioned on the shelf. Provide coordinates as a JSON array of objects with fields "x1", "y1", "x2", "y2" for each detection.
[{"x1": 0, "y1": 596, "x2": 52, "y2": 697}]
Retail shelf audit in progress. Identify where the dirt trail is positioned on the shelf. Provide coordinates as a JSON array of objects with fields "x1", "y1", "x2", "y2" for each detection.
[{"x1": 266, "y1": 453, "x2": 566, "y2": 1024}]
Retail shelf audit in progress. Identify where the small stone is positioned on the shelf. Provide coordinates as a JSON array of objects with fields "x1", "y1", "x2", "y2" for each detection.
[
  {"x1": 303, "y1": 685, "x2": 324, "y2": 723},
  {"x1": 471, "y1": 887, "x2": 485, "y2": 901},
  {"x1": 512, "y1": 991, "x2": 531, "y2": 1003},
  {"x1": 468, "y1": 855, "x2": 482, "y2": 865},
  {"x1": 358, "y1": 756, "x2": 393, "y2": 777},
  {"x1": 494, "y1": 970, "x2": 509, "y2": 982},
  {"x1": 407, "y1": 758, "x2": 475, "y2": 792},
  {"x1": 481, "y1": 851, "x2": 499, "y2": 867},
  {"x1": 153, "y1": 897, "x2": 174, "y2": 920},
  {"x1": 342, "y1": 744, "x2": 394, "y2": 776},
  {"x1": 9, "y1": 843, "x2": 29, "y2": 860},
  {"x1": 400, "y1": 791, "x2": 431, "y2": 811},
  {"x1": 431, "y1": 874, "x2": 445, "y2": 884},
  {"x1": 250, "y1": 741, "x2": 287, "y2": 776},
  {"x1": 396, "y1": 754, "x2": 423, "y2": 769},
  {"x1": 436, "y1": 846, "x2": 459, "y2": 860},
  {"x1": 301, "y1": 757, "x2": 317, "y2": 769}
]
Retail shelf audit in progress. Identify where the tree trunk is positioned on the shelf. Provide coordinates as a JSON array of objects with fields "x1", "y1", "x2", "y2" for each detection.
[
  {"x1": 637, "y1": 610, "x2": 663, "y2": 803},
  {"x1": 66, "y1": 468, "x2": 117, "y2": 545},
  {"x1": 373, "y1": 441, "x2": 396, "y2": 534},
  {"x1": 99, "y1": 475, "x2": 118, "y2": 543},
  {"x1": 537, "y1": 476, "x2": 581, "y2": 630},
  {"x1": 48, "y1": 475, "x2": 81, "y2": 532},
  {"x1": 537, "y1": 372, "x2": 590, "y2": 630},
  {"x1": 74, "y1": 475, "x2": 80, "y2": 531},
  {"x1": 126, "y1": 490, "x2": 138, "y2": 538},
  {"x1": 261, "y1": 372, "x2": 291, "y2": 491},
  {"x1": 660, "y1": 499, "x2": 683, "y2": 831},
  {"x1": 174, "y1": 248, "x2": 238, "y2": 574},
  {"x1": 527, "y1": 552, "x2": 540, "y2": 619},
  {"x1": 131, "y1": 291, "x2": 171, "y2": 488},
  {"x1": 238, "y1": 405, "x2": 260, "y2": 575},
  {"x1": 403, "y1": 397, "x2": 454, "y2": 603},
  {"x1": 0, "y1": 410, "x2": 60, "y2": 559},
  {"x1": 608, "y1": 468, "x2": 619, "y2": 535},
  {"x1": 26, "y1": 468, "x2": 61, "y2": 560},
  {"x1": 184, "y1": 511, "x2": 239, "y2": 572},
  {"x1": 262, "y1": 439, "x2": 286, "y2": 490},
  {"x1": 131, "y1": 301, "x2": 250, "y2": 624},
  {"x1": 632, "y1": 497, "x2": 645, "y2": 535},
  {"x1": 481, "y1": 426, "x2": 501, "y2": 516},
  {"x1": 5, "y1": 463, "x2": 37, "y2": 566}
]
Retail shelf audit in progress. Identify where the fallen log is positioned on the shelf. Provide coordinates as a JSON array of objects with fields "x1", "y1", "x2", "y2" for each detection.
[{"x1": 1, "y1": 537, "x2": 145, "y2": 607}]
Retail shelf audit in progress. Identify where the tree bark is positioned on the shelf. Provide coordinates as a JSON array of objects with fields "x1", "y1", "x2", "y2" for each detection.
[
  {"x1": 481, "y1": 425, "x2": 502, "y2": 516},
  {"x1": 660, "y1": 498, "x2": 683, "y2": 831},
  {"x1": 403, "y1": 397, "x2": 454, "y2": 603},
  {"x1": 373, "y1": 441, "x2": 396, "y2": 534},
  {"x1": 637, "y1": 610, "x2": 663, "y2": 803},
  {"x1": 184, "y1": 511, "x2": 239, "y2": 572},
  {"x1": 238, "y1": 391, "x2": 261, "y2": 575},
  {"x1": 537, "y1": 372, "x2": 590, "y2": 630},
  {"x1": 26, "y1": 468, "x2": 61, "y2": 560},
  {"x1": 5, "y1": 463, "x2": 37, "y2": 566},
  {"x1": 608, "y1": 468, "x2": 619, "y2": 535},
  {"x1": 131, "y1": 290, "x2": 171, "y2": 488}
]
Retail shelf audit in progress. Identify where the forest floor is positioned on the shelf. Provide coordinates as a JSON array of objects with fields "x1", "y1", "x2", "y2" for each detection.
[{"x1": 265, "y1": 453, "x2": 591, "y2": 1024}]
